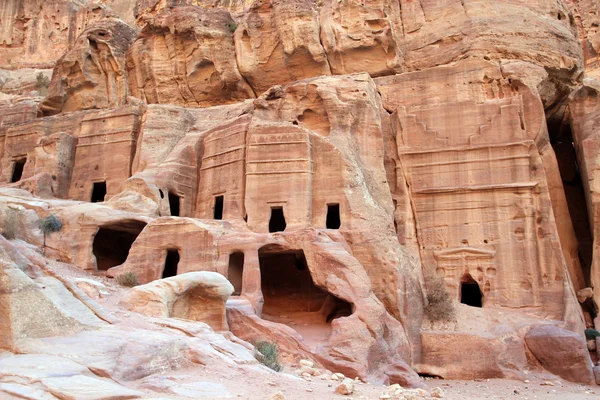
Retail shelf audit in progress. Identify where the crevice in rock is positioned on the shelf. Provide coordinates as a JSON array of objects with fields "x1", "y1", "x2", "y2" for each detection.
[{"x1": 549, "y1": 118, "x2": 593, "y2": 285}]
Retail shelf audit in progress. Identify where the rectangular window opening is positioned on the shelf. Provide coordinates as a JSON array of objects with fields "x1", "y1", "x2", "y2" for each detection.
[
  {"x1": 214, "y1": 195, "x2": 224, "y2": 220},
  {"x1": 91, "y1": 181, "x2": 107, "y2": 203},
  {"x1": 11, "y1": 157, "x2": 26, "y2": 183},
  {"x1": 163, "y1": 249, "x2": 180, "y2": 278},
  {"x1": 326, "y1": 203, "x2": 341, "y2": 229},
  {"x1": 169, "y1": 191, "x2": 180, "y2": 216},
  {"x1": 228, "y1": 252, "x2": 244, "y2": 295}
]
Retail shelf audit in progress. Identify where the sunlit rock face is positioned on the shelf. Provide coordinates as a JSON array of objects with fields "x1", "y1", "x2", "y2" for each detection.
[
  {"x1": 1, "y1": 0, "x2": 599, "y2": 394},
  {"x1": 39, "y1": 18, "x2": 137, "y2": 115}
]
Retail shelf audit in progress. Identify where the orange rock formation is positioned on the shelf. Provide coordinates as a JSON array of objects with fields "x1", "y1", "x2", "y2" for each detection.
[{"x1": 1, "y1": 0, "x2": 600, "y2": 397}]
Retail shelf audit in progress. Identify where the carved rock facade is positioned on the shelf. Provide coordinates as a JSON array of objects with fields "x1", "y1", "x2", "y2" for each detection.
[{"x1": 1, "y1": 0, "x2": 600, "y2": 394}]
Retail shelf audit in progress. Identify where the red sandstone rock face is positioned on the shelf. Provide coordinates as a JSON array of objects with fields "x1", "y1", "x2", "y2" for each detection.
[
  {"x1": 235, "y1": 0, "x2": 331, "y2": 94},
  {"x1": 0, "y1": 1, "x2": 115, "y2": 69},
  {"x1": 128, "y1": 7, "x2": 255, "y2": 107},
  {"x1": 1, "y1": 0, "x2": 600, "y2": 395},
  {"x1": 40, "y1": 18, "x2": 137, "y2": 115}
]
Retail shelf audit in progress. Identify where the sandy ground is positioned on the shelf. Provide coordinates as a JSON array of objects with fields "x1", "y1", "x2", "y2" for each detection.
[{"x1": 250, "y1": 376, "x2": 600, "y2": 400}]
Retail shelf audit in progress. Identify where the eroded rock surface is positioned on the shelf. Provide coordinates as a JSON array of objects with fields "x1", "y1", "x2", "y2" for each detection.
[
  {"x1": 121, "y1": 271, "x2": 233, "y2": 330},
  {"x1": 39, "y1": 18, "x2": 137, "y2": 115},
  {"x1": 128, "y1": 6, "x2": 255, "y2": 107},
  {"x1": 1, "y1": 0, "x2": 599, "y2": 396}
]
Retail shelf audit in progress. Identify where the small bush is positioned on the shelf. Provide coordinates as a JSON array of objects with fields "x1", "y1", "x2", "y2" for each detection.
[
  {"x1": 227, "y1": 21, "x2": 238, "y2": 33},
  {"x1": 1, "y1": 208, "x2": 20, "y2": 240},
  {"x1": 35, "y1": 72, "x2": 50, "y2": 96},
  {"x1": 424, "y1": 273, "x2": 455, "y2": 322},
  {"x1": 255, "y1": 341, "x2": 282, "y2": 372},
  {"x1": 585, "y1": 328, "x2": 600, "y2": 341},
  {"x1": 39, "y1": 214, "x2": 62, "y2": 234},
  {"x1": 116, "y1": 272, "x2": 139, "y2": 287}
]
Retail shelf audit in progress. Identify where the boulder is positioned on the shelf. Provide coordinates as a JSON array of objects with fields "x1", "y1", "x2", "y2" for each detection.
[
  {"x1": 120, "y1": 271, "x2": 234, "y2": 330},
  {"x1": 525, "y1": 325, "x2": 595, "y2": 384},
  {"x1": 335, "y1": 378, "x2": 355, "y2": 395}
]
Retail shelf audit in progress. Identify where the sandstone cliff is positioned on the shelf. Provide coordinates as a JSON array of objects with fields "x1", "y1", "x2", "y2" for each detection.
[{"x1": 1, "y1": 0, "x2": 600, "y2": 398}]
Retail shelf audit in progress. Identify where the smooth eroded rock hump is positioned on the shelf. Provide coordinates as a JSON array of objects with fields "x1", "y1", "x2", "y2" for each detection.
[{"x1": 120, "y1": 271, "x2": 234, "y2": 330}]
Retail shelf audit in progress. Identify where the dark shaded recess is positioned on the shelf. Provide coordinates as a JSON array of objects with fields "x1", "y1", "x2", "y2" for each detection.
[
  {"x1": 258, "y1": 246, "x2": 352, "y2": 322},
  {"x1": 11, "y1": 157, "x2": 26, "y2": 183},
  {"x1": 228, "y1": 252, "x2": 244, "y2": 295},
  {"x1": 92, "y1": 220, "x2": 147, "y2": 271},
  {"x1": 169, "y1": 191, "x2": 180, "y2": 216},
  {"x1": 214, "y1": 195, "x2": 224, "y2": 220},
  {"x1": 163, "y1": 249, "x2": 179, "y2": 278},
  {"x1": 326, "y1": 203, "x2": 341, "y2": 229},
  {"x1": 460, "y1": 275, "x2": 482, "y2": 308},
  {"x1": 550, "y1": 122, "x2": 593, "y2": 285},
  {"x1": 548, "y1": 114, "x2": 598, "y2": 318},
  {"x1": 269, "y1": 207, "x2": 286, "y2": 232},
  {"x1": 91, "y1": 181, "x2": 107, "y2": 203}
]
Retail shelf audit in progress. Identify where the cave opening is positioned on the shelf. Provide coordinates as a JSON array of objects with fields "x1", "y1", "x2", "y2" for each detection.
[
  {"x1": 228, "y1": 251, "x2": 244, "y2": 295},
  {"x1": 92, "y1": 220, "x2": 146, "y2": 271},
  {"x1": 460, "y1": 274, "x2": 483, "y2": 307},
  {"x1": 269, "y1": 207, "x2": 286, "y2": 233},
  {"x1": 91, "y1": 181, "x2": 106, "y2": 203},
  {"x1": 326, "y1": 203, "x2": 341, "y2": 229},
  {"x1": 169, "y1": 191, "x2": 180, "y2": 217},
  {"x1": 214, "y1": 195, "x2": 224, "y2": 220},
  {"x1": 11, "y1": 157, "x2": 26, "y2": 183},
  {"x1": 258, "y1": 245, "x2": 353, "y2": 348},
  {"x1": 163, "y1": 249, "x2": 179, "y2": 278}
]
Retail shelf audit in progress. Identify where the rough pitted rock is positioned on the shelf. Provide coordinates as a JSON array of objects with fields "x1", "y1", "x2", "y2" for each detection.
[
  {"x1": 39, "y1": 18, "x2": 137, "y2": 116},
  {"x1": 127, "y1": 6, "x2": 255, "y2": 107},
  {"x1": 234, "y1": 0, "x2": 331, "y2": 94},
  {"x1": 120, "y1": 271, "x2": 234, "y2": 330},
  {"x1": 0, "y1": 1, "x2": 115, "y2": 69}
]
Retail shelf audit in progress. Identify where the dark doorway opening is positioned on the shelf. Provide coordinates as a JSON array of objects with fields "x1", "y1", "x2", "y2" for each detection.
[
  {"x1": 460, "y1": 275, "x2": 482, "y2": 307},
  {"x1": 11, "y1": 157, "x2": 26, "y2": 183},
  {"x1": 269, "y1": 207, "x2": 286, "y2": 233},
  {"x1": 326, "y1": 203, "x2": 341, "y2": 229},
  {"x1": 163, "y1": 249, "x2": 180, "y2": 278},
  {"x1": 169, "y1": 191, "x2": 180, "y2": 217},
  {"x1": 92, "y1": 220, "x2": 146, "y2": 271},
  {"x1": 214, "y1": 195, "x2": 224, "y2": 220},
  {"x1": 228, "y1": 252, "x2": 244, "y2": 295},
  {"x1": 258, "y1": 245, "x2": 353, "y2": 346},
  {"x1": 91, "y1": 181, "x2": 107, "y2": 203}
]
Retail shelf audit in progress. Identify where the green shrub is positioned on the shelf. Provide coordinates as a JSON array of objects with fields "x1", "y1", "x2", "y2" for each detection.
[
  {"x1": 39, "y1": 214, "x2": 62, "y2": 233},
  {"x1": 35, "y1": 72, "x2": 50, "y2": 96},
  {"x1": 255, "y1": 341, "x2": 282, "y2": 372},
  {"x1": 585, "y1": 328, "x2": 600, "y2": 341},
  {"x1": 424, "y1": 273, "x2": 455, "y2": 322},
  {"x1": 227, "y1": 21, "x2": 237, "y2": 33},
  {"x1": 116, "y1": 272, "x2": 139, "y2": 287},
  {"x1": 1, "y1": 208, "x2": 20, "y2": 240}
]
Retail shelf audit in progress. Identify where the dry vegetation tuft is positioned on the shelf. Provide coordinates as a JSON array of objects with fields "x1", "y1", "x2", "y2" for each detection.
[{"x1": 424, "y1": 273, "x2": 455, "y2": 322}]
